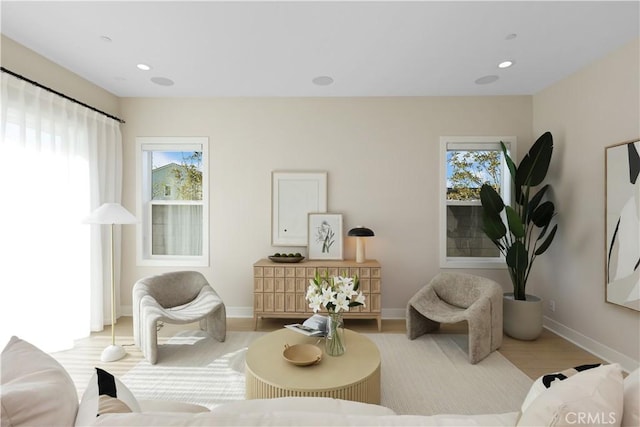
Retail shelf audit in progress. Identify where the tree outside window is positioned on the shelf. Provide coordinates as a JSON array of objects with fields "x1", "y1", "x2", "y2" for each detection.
[{"x1": 440, "y1": 137, "x2": 515, "y2": 268}]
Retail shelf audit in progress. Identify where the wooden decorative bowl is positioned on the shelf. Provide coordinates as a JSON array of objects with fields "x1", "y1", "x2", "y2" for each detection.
[{"x1": 282, "y1": 343, "x2": 322, "y2": 366}]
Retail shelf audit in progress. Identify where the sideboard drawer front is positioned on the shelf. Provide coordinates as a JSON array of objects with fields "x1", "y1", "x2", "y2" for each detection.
[
  {"x1": 254, "y1": 294, "x2": 263, "y2": 311},
  {"x1": 296, "y1": 294, "x2": 308, "y2": 312},
  {"x1": 359, "y1": 279, "x2": 371, "y2": 293},
  {"x1": 253, "y1": 259, "x2": 382, "y2": 330},
  {"x1": 285, "y1": 293, "x2": 296, "y2": 312},
  {"x1": 371, "y1": 279, "x2": 381, "y2": 293},
  {"x1": 369, "y1": 294, "x2": 381, "y2": 312},
  {"x1": 275, "y1": 294, "x2": 285, "y2": 312},
  {"x1": 296, "y1": 278, "x2": 307, "y2": 293},
  {"x1": 285, "y1": 278, "x2": 296, "y2": 293},
  {"x1": 263, "y1": 278, "x2": 275, "y2": 293},
  {"x1": 263, "y1": 293, "x2": 275, "y2": 312}
]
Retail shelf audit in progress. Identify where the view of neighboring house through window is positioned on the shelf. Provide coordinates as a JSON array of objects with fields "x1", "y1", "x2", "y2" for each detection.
[
  {"x1": 137, "y1": 137, "x2": 209, "y2": 266},
  {"x1": 439, "y1": 136, "x2": 515, "y2": 268}
]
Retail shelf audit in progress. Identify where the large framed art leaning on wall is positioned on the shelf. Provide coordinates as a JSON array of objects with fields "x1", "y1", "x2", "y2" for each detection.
[{"x1": 605, "y1": 139, "x2": 640, "y2": 311}]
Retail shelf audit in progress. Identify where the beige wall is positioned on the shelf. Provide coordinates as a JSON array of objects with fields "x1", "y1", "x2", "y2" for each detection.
[
  {"x1": 119, "y1": 97, "x2": 532, "y2": 314},
  {"x1": 1, "y1": 35, "x2": 120, "y2": 118},
  {"x1": 532, "y1": 38, "x2": 640, "y2": 366}
]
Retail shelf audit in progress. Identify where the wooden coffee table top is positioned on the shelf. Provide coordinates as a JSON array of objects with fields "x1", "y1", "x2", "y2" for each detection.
[{"x1": 245, "y1": 328, "x2": 380, "y2": 393}]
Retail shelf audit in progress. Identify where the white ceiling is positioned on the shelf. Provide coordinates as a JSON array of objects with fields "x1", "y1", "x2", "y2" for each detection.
[{"x1": 1, "y1": 1, "x2": 638, "y2": 98}]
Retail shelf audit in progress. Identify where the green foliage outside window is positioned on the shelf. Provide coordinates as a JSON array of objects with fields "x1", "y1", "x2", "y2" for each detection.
[{"x1": 447, "y1": 150, "x2": 502, "y2": 201}]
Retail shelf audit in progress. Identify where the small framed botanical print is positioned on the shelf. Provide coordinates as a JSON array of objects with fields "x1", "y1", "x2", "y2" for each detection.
[{"x1": 307, "y1": 213, "x2": 343, "y2": 260}]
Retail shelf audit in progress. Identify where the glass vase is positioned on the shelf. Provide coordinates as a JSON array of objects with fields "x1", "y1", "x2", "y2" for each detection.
[{"x1": 325, "y1": 311, "x2": 345, "y2": 356}]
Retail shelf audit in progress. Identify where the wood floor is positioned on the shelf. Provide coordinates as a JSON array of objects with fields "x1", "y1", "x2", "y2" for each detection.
[{"x1": 83, "y1": 316, "x2": 605, "y2": 380}]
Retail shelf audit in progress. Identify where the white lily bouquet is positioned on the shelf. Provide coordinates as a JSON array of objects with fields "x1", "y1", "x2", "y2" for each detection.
[{"x1": 306, "y1": 272, "x2": 366, "y2": 356}]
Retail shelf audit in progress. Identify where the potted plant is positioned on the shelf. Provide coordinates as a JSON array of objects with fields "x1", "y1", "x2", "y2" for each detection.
[{"x1": 479, "y1": 131, "x2": 558, "y2": 340}]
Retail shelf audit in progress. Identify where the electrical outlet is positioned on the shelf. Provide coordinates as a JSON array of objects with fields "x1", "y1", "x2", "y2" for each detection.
[{"x1": 549, "y1": 300, "x2": 556, "y2": 312}]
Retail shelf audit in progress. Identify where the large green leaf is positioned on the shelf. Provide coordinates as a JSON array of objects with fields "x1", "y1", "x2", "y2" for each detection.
[
  {"x1": 479, "y1": 184, "x2": 504, "y2": 217},
  {"x1": 531, "y1": 201, "x2": 555, "y2": 227},
  {"x1": 506, "y1": 241, "x2": 528, "y2": 272},
  {"x1": 505, "y1": 206, "x2": 525, "y2": 238},
  {"x1": 500, "y1": 141, "x2": 517, "y2": 184},
  {"x1": 517, "y1": 132, "x2": 553, "y2": 188},
  {"x1": 482, "y1": 211, "x2": 507, "y2": 241},
  {"x1": 535, "y1": 224, "x2": 558, "y2": 255},
  {"x1": 528, "y1": 185, "x2": 550, "y2": 219}
]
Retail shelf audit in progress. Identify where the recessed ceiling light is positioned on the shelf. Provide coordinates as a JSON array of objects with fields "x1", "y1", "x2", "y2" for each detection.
[
  {"x1": 137, "y1": 63, "x2": 151, "y2": 71},
  {"x1": 498, "y1": 60, "x2": 514, "y2": 69},
  {"x1": 475, "y1": 75, "x2": 499, "y2": 85},
  {"x1": 312, "y1": 76, "x2": 334, "y2": 86},
  {"x1": 151, "y1": 77, "x2": 174, "y2": 86}
]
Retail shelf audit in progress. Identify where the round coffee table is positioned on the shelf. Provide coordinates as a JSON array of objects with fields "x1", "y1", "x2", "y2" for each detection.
[{"x1": 245, "y1": 328, "x2": 381, "y2": 404}]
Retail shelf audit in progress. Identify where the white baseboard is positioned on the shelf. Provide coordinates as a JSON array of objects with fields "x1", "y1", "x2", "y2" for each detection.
[{"x1": 544, "y1": 316, "x2": 639, "y2": 373}]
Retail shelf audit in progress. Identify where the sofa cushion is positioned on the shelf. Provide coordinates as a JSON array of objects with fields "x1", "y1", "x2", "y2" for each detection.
[
  {"x1": 521, "y1": 363, "x2": 602, "y2": 412},
  {"x1": 517, "y1": 363, "x2": 623, "y2": 427},
  {"x1": 75, "y1": 368, "x2": 141, "y2": 426},
  {"x1": 1, "y1": 336, "x2": 79, "y2": 427},
  {"x1": 622, "y1": 368, "x2": 639, "y2": 427}
]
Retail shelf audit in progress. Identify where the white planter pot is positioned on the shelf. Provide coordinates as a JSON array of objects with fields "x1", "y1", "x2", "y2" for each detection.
[{"x1": 503, "y1": 293, "x2": 543, "y2": 340}]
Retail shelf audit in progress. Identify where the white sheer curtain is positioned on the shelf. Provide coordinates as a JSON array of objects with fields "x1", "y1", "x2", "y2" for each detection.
[
  {"x1": 153, "y1": 204, "x2": 203, "y2": 256},
  {"x1": 0, "y1": 73, "x2": 123, "y2": 352}
]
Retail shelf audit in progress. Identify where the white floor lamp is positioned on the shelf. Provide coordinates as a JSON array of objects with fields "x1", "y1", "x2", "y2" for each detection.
[{"x1": 85, "y1": 203, "x2": 137, "y2": 362}]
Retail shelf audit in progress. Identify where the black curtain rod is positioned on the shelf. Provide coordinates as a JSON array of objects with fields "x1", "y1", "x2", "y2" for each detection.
[{"x1": 1, "y1": 66, "x2": 125, "y2": 124}]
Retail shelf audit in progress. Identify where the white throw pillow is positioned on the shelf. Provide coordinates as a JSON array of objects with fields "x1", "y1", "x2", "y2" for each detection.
[
  {"x1": 1, "y1": 336, "x2": 79, "y2": 427},
  {"x1": 521, "y1": 363, "x2": 602, "y2": 413},
  {"x1": 75, "y1": 367, "x2": 141, "y2": 426},
  {"x1": 622, "y1": 368, "x2": 639, "y2": 427},
  {"x1": 518, "y1": 363, "x2": 624, "y2": 427}
]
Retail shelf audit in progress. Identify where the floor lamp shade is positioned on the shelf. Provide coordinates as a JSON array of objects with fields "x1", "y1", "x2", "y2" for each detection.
[
  {"x1": 84, "y1": 203, "x2": 138, "y2": 225},
  {"x1": 84, "y1": 203, "x2": 137, "y2": 362}
]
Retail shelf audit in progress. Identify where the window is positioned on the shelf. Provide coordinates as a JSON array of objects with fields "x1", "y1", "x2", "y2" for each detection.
[
  {"x1": 137, "y1": 137, "x2": 209, "y2": 266},
  {"x1": 439, "y1": 136, "x2": 516, "y2": 268}
]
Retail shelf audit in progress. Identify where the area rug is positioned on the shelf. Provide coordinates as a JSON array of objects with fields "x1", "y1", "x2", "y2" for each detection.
[{"x1": 121, "y1": 330, "x2": 532, "y2": 416}]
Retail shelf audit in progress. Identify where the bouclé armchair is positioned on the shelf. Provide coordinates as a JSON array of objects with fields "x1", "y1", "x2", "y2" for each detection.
[
  {"x1": 133, "y1": 271, "x2": 226, "y2": 364},
  {"x1": 406, "y1": 272, "x2": 503, "y2": 364}
]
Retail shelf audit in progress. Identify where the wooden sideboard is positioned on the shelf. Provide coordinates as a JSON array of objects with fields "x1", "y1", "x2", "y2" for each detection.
[{"x1": 253, "y1": 259, "x2": 382, "y2": 331}]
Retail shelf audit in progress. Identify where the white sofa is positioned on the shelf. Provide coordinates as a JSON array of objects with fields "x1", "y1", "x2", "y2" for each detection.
[{"x1": 2, "y1": 336, "x2": 638, "y2": 427}]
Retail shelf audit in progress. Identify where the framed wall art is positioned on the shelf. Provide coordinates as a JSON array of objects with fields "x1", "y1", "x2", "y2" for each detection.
[
  {"x1": 307, "y1": 213, "x2": 343, "y2": 260},
  {"x1": 272, "y1": 171, "x2": 327, "y2": 246},
  {"x1": 605, "y1": 139, "x2": 640, "y2": 311}
]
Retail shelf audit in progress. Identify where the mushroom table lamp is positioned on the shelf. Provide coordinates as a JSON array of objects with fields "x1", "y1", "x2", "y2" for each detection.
[{"x1": 348, "y1": 226, "x2": 375, "y2": 263}]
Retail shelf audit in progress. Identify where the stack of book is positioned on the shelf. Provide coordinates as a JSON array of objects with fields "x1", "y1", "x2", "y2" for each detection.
[{"x1": 284, "y1": 314, "x2": 328, "y2": 337}]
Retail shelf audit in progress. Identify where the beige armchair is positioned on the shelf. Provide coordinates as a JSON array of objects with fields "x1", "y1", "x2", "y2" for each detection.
[
  {"x1": 406, "y1": 272, "x2": 503, "y2": 364},
  {"x1": 133, "y1": 271, "x2": 226, "y2": 364}
]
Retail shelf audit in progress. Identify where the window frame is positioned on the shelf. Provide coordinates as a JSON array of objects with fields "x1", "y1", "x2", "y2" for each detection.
[
  {"x1": 136, "y1": 136, "x2": 209, "y2": 267},
  {"x1": 439, "y1": 136, "x2": 516, "y2": 269}
]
